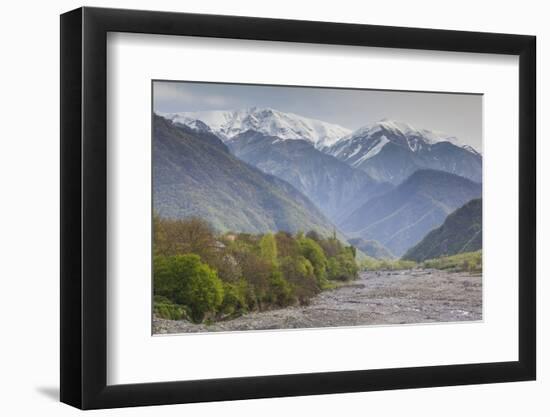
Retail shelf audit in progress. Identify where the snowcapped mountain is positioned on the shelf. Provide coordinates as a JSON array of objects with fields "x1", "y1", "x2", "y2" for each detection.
[
  {"x1": 325, "y1": 119, "x2": 482, "y2": 184},
  {"x1": 228, "y1": 130, "x2": 393, "y2": 224},
  {"x1": 328, "y1": 119, "x2": 476, "y2": 158},
  {"x1": 159, "y1": 107, "x2": 351, "y2": 148},
  {"x1": 153, "y1": 115, "x2": 337, "y2": 235}
]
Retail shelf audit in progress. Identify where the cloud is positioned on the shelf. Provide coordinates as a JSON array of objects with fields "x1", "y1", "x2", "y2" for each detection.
[
  {"x1": 153, "y1": 82, "x2": 230, "y2": 110},
  {"x1": 153, "y1": 82, "x2": 194, "y2": 102}
]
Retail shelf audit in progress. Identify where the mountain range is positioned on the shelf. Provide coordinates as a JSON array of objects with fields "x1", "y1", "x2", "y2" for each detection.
[
  {"x1": 227, "y1": 130, "x2": 392, "y2": 223},
  {"x1": 154, "y1": 107, "x2": 482, "y2": 257},
  {"x1": 341, "y1": 170, "x2": 482, "y2": 256},
  {"x1": 160, "y1": 107, "x2": 351, "y2": 148},
  {"x1": 325, "y1": 119, "x2": 482, "y2": 185},
  {"x1": 403, "y1": 198, "x2": 482, "y2": 262},
  {"x1": 153, "y1": 114, "x2": 337, "y2": 236}
]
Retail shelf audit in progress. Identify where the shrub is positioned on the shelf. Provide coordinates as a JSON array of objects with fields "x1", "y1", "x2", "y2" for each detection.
[
  {"x1": 154, "y1": 254, "x2": 224, "y2": 323},
  {"x1": 232, "y1": 245, "x2": 273, "y2": 308},
  {"x1": 326, "y1": 249, "x2": 358, "y2": 281},
  {"x1": 259, "y1": 233, "x2": 278, "y2": 265},
  {"x1": 268, "y1": 270, "x2": 295, "y2": 307},
  {"x1": 280, "y1": 255, "x2": 318, "y2": 304},
  {"x1": 220, "y1": 280, "x2": 249, "y2": 316},
  {"x1": 153, "y1": 296, "x2": 188, "y2": 321}
]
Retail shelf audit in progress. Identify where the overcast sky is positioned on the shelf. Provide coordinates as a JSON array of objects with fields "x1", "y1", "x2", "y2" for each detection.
[{"x1": 153, "y1": 80, "x2": 482, "y2": 150}]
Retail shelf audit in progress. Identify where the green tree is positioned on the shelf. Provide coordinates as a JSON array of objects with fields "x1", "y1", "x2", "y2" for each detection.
[
  {"x1": 280, "y1": 255, "x2": 318, "y2": 304},
  {"x1": 220, "y1": 279, "x2": 249, "y2": 316},
  {"x1": 154, "y1": 254, "x2": 224, "y2": 323},
  {"x1": 154, "y1": 217, "x2": 217, "y2": 262},
  {"x1": 327, "y1": 248, "x2": 358, "y2": 281},
  {"x1": 267, "y1": 269, "x2": 295, "y2": 307},
  {"x1": 275, "y1": 231, "x2": 300, "y2": 258},
  {"x1": 230, "y1": 241, "x2": 273, "y2": 309},
  {"x1": 259, "y1": 233, "x2": 278, "y2": 265},
  {"x1": 298, "y1": 237, "x2": 329, "y2": 288},
  {"x1": 318, "y1": 236, "x2": 342, "y2": 258},
  {"x1": 327, "y1": 257, "x2": 343, "y2": 281}
]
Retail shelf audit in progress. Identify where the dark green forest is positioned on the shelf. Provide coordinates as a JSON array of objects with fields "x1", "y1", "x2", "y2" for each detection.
[{"x1": 153, "y1": 216, "x2": 359, "y2": 323}]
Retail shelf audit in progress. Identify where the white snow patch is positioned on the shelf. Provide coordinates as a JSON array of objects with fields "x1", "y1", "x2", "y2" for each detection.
[
  {"x1": 159, "y1": 108, "x2": 351, "y2": 147},
  {"x1": 352, "y1": 136, "x2": 389, "y2": 166},
  {"x1": 347, "y1": 144, "x2": 363, "y2": 158},
  {"x1": 329, "y1": 118, "x2": 482, "y2": 155}
]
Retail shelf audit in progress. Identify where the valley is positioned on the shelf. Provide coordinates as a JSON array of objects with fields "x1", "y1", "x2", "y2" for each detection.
[
  {"x1": 151, "y1": 101, "x2": 484, "y2": 332},
  {"x1": 157, "y1": 108, "x2": 483, "y2": 258}
]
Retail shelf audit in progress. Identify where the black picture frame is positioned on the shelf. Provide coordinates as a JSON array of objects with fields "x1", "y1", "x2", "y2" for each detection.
[{"x1": 60, "y1": 6, "x2": 536, "y2": 410}]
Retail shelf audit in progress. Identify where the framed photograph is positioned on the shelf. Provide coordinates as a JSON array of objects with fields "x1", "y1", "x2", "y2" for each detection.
[{"x1": 60, "y1": 6, "x2": 536, "y2": 409}]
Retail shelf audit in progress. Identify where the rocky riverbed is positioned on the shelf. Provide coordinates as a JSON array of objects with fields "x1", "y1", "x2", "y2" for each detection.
[{"x1": 153, "y1": 269, "x2": 482, "y2": 334}]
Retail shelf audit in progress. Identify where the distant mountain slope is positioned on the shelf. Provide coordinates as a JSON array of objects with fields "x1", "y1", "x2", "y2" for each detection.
[
  {"x1": 153, "y1": 114, "x2": 337, "y2": 235},
  {"x1": 403, "y1": 198, "x2": 482, "y2": 262},
  {"x1": 227, "y1": 130, "x2": 392, "y2": 223},
  {"x1": 161, "y1": 107, "x2": 351, "y2": 148},
  {"x1": 341, "y1": 169, "x2": 482, "y2": 256},
  {"x1": 348, "y1": 238, "x2": 395, "y2": 259},
  {"x1": 325, "y1": 119, "x2": 482, "y2": 184}
]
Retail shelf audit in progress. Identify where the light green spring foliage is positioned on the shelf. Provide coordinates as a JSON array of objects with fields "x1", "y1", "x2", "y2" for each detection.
[
  {"x1": 259, "y1": 233, "x2": 278, "y2": 265},
  {"x1": 360, "y1": 250, "x2": 481, "y2": 273},
  {"x1": 153, "y1": 217, "x2": 360, "y2": 323},
  {"x1": 267, "y1": 269, "x2": 295, "y2": 306},
  {"x1": 361, "y1": 257, "x2": 417, "y2": 271},
  {"x1": 153, "y1": 296, "x2": 188, "y2": 321},
  {"x1": 279, "y1": 255, "x2": 317, "y2": 304},
  {"x1": 422, "y1": 250, "x2": 482, "y2": 273},
  {"x1": 154, "y1": 254, "x2": 224, "y2": 323},
  {"x1": 298, "y1": 237, "x2": 329, "y2": 288},
  {"x1": 220, "y1": 279, "x2": 249, "y2": 316}
]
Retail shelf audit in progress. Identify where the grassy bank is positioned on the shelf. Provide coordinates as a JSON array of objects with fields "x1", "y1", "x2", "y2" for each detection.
[
  {"x1": 422, "y1": 250, "x2": 482, "y2": 273},
  {"x1": 361, "y1": 250, "x2": 482, "y2": 274}
]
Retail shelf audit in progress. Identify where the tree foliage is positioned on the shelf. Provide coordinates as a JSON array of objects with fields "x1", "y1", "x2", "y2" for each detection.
[
  {"x1": 153, "y1": 217, "x2": 360, "y2": 322},
  {"x1": 154, "y1": 254, "x2": 224, "y2": 322},
  {"x1": 298, "y1": 237, "x2": 329, "y2": 288}
]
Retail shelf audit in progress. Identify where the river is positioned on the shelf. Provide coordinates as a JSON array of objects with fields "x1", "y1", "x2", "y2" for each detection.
[{"x1": 153, "y1": 269, "x2": 482, "y2": 334}]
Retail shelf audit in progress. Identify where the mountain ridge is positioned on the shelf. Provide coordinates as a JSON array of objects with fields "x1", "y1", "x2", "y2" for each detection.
[
  {"x1": 227, "y1": 130, "x2": 392, "y2": 223},
  {"x1": 153, "y1": 114, "x2": 339, "y2": 236},
  {"x1": 341, "y1": 169, "x2": 482, "y2": 256},
  {"x1": 160, "y1": 107, "x2": 351, "y2": 148},
  {"x1": 403, "y1": 198, "x2": 482, "y2": 262},
  {"x1": 325, "y1": 119, "x2": 482, "y2": 184}
]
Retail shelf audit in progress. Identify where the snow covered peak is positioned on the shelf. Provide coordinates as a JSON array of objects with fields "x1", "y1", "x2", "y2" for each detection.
[
  {"x1": 159, "y1": 108, "x2": 351, "y2": 148},
  {"x1": 325, "y1": 118, "x2": 480, "y2": 169},
  {"x1": 334, "y1": 119, "x2": 476, "y2": 152},
  {"x1": 461, "y1": 144, "x2": 481, "y2": 156}
]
